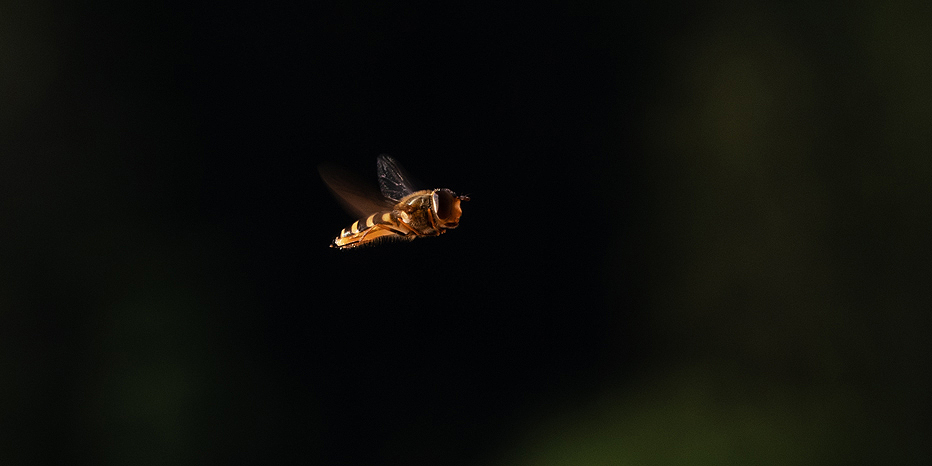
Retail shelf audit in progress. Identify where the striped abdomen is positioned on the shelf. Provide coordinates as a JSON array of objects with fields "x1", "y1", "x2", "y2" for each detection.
[{"x1": 331, "y1": 210, "x2": 415, "y2": 249}]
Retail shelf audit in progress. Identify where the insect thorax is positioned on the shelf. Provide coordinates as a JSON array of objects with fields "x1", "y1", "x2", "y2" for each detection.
[{"x1": 396, "y1": 190, "x2": 442, "y2": 235}]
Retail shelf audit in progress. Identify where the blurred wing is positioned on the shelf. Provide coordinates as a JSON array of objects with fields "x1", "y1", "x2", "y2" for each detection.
[
  {"x1": 319, "y1": 162, "x2": 393, "y2": 218},
  {"x1": 377, "y1": 155, "x2": 417, "y2": 202}
]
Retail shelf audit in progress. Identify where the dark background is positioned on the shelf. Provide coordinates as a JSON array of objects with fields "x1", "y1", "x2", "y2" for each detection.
[{"x1": 2, "y1": 1, "x2": 930, "y2": 465}]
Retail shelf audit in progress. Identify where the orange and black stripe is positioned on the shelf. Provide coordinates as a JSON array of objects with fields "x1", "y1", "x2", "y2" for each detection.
[{"x1": 331, "y1": 211, "x2": 413, "y2": 249}]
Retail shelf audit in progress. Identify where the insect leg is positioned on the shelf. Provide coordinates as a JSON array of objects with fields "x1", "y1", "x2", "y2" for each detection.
[{"x1": 395, "y1": 218, "x2": 425, "y2": 237}]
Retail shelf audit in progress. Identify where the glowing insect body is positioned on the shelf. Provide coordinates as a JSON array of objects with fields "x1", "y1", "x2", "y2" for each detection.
[{"x1": 320, "y1": 155, "x2": 469, "y2": 249}]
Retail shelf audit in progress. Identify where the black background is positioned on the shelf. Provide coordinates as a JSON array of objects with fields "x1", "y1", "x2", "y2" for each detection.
[{"x1": 2, "y1": 1, "x2": 930, "y2": 465}]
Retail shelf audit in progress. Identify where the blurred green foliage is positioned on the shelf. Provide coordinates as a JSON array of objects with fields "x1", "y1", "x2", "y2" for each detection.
[{"x1": 492, "y1": 2, "x2": 931, "y2": 464}]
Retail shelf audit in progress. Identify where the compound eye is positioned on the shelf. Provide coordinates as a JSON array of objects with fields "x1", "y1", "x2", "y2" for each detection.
[{"x1": 432, "y1": 189, "x2": 453, "y2": 220}]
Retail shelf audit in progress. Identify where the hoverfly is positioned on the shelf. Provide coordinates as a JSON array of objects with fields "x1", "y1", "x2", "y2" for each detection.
[{"x1": 319, "y1": 155, "x2": 469, "y2": 249}]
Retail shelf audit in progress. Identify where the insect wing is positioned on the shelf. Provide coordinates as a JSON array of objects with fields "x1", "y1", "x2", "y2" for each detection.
[
  {"x1": 318, "y1": 162, "x2": 393, "y2": 218},
  {"x1": 377, "y1": 155, "x2": 418, "y2": 202}
]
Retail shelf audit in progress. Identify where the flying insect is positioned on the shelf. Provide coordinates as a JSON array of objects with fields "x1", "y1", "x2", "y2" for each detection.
[{"x1": 319, "y1": 155, "x2": 469, "y2": 249}]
